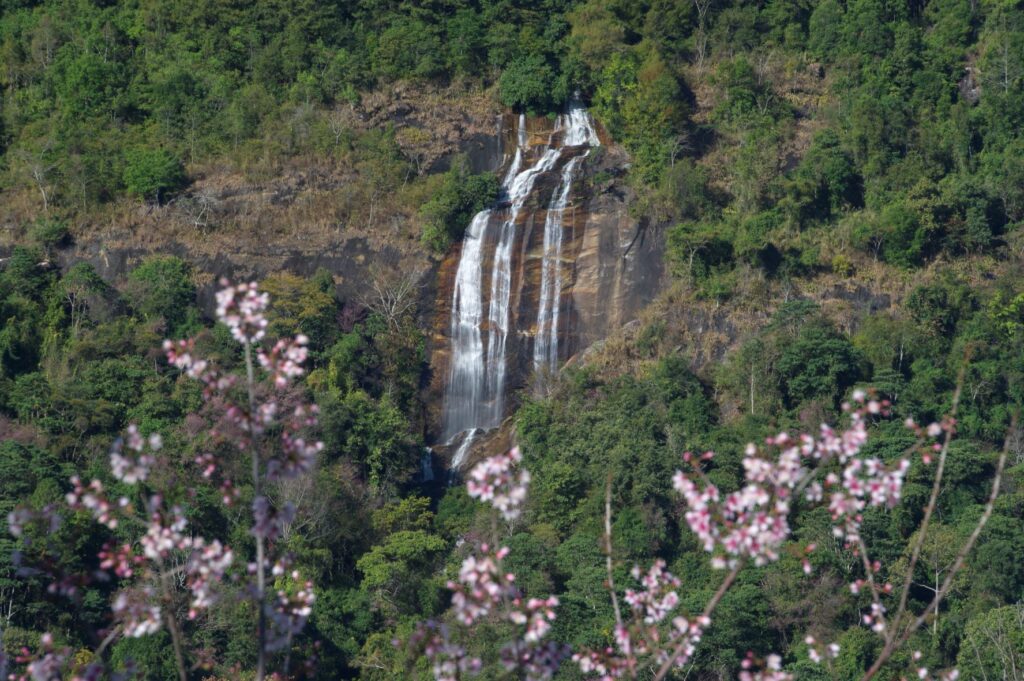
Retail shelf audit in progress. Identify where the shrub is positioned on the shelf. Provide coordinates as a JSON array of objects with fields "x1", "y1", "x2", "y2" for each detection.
[
  {"x1": 498, "y1": 54, "x2": 558, "y2": 113},
  {"x1": 27, "y1": 218, "x2": 70, "y2": 256},
  {"x1": 123, "y1": 148, "x2": 186, "y2": 203},
  {"x1": 831, "y1": 253, "x2": 854, "y2": 276},
  {"x1": 125, "y1": 255, "x2": 196, "y2": 335},
  {"x1": 420, "y1": 159, "x2": 499, "y2": 253}
]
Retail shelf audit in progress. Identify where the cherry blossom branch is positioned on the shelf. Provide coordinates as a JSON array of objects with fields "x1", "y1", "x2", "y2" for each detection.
[
  {"x1": 146, "y1": 489, "x2": 189, "y2": 681},
  {"x1": 244, "y1": 337, "x2": 268, "y2": 681},
  {"x1": 652, "y1": 560, "x2": 744, "y2": 681},
  {"x1": 854, "y1": 536, "x2": 888, "y2": 636},
  {"x1": 3, "y1": 279, "x2": 321, "y2": 680},
  {"x1": 860, "y1": 417, "x2": 1012, "y2": 681},
  {"x1": 891, "y1": 379, "x2": 962, "y2": 642}
]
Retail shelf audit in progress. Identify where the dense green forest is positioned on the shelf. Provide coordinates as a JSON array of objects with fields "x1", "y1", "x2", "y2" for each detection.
[{"x1": 2, "y1": 0, "x2": 1024, "y2": 679}]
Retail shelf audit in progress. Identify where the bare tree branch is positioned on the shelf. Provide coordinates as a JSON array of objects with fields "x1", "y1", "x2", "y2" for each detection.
[{"x1": 860, "y1": 416, "x2": 1013, "y2": 681}]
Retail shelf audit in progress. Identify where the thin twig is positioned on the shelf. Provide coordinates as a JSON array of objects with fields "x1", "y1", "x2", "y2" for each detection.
[
  {"x1": 892, "y1": 377, "x2": 963, "y2": 642},
  {"x1": 604, "y1": 477, "x2": 624, "y2": 633},
  {"x1": 855, "y1": 536, "x2": 889, "y2": 636},
  {"x1": 92, "y1": 624, "x2": 123, "y2": 662},
  {"x1": 159, "y1": 567, "x2": 188, "y2": 681},
  {"x1": 653, "y1": 561, "x2": 744, "y2": 681},
  {"x1": 860, "y1": 417, "x2": 1012, "y2": 681},
  {"x1": 245, "y1": 340, "x2": 267, "y2": 681}
]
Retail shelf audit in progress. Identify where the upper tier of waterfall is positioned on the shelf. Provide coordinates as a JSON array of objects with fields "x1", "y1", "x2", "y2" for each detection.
[{"x1": 441, "y1": 104, "x2": 600, "y2": 446}]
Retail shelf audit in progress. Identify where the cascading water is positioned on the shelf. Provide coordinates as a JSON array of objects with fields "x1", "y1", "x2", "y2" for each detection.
[
  {"x1": 441, "y1": 104, "x2": 599, "y2": 452},
  {"x1": 420, "y1": 448, "x2": 434, "y2": 482},
  {"x1": 533, "y1": 154, "x2": 583, "y2": 381},
  {"x1": 533, "y1": 109, "x2": 599, "y2": 383},
  {"x1": 443, "y1": 209, "x2": 492, "y2": 439},
  {"x1": 450, "y1": 429, "x2": 478, "y2": 470},
  {"x1": 484, "y1": 133, "x2": 563, "y2": 424}
]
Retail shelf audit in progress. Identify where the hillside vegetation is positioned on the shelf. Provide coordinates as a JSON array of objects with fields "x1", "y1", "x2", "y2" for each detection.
[{"x1": 1, "y1": 0, "x2": 1024, "y2": 679}]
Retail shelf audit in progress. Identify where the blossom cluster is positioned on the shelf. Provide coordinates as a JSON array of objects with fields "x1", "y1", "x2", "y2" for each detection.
[
  {"x1": 259, "y1": 335, "x2": 310, "y2": 388},
  {"x1": 163, "y1": 337, "x2": 236, "y2": 398},
  {"x1": 216, "y1": 279, "x2": 270, "y2": 343},
  {"x1": 670, "y1": 393, "x2": 917, "y2": 569},
  {"x1": 572, "y1": 560, "x2": 708, "y2": 679},
  {"x1": 804, "y1": 635, "x2": 841, "y2": 664},
  {"x1": 465, "y1": 446, "x2": 530, "y2": 521},
  {"x1": 447, "y1": 544, "x2": 561, "y2": 651},
  {"x1": 411, "y1": 622, "x2": 482, "y2": 681},
  {"x1": 624, "y1": 560, "x2": 681, "y2": 625},
  {"x1": 269, "y1": 405, "x2": 324, "y2": 481},
  {"x1": 109, "y1": 424, "x2": 160, "y2": 484},
  {"x1": 92, "y1": 496, "x2": 236, "y2": 635},
  {"x1": 113, "y1": 586, "x2": 163, "y2": 637},
  {"x1": 827, "y1": 455, "x2": 911, "y2": 542},
  {"x1": 422, "y1": 538, "x2": 566, "y2": 680},
  {"x1": 739, "y1": 653, "x2": 793, "y2": 681},
  {"x1": 448, "y1": 546, "x2": 515, "y2": 625},
  {"x1": 187, "y1": 538, "x2": 235, "y2": 616},
  {"x1": 266, "y1": 568, "x2": 317, "y2": 651},
  {"x1": 65, "y1": 476, "x2": 122, "y2": 530}
]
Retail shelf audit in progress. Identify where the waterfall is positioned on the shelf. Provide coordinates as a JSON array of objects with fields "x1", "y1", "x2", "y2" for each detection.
[
  {"x1": 420, "y1": 448, "x2": 434, "y2": 482},
  {"x1": 442, "y1": 104, "x2": 599, "y2": 445},
  {"x1": 534, "y1": 102, "x2": 600, "y2": 386},
  {"x1": 533, "y1": 153, "x2": 583, "y2": 381},
  {"x1": 443, "y1": 209, "x2": 493, "y2": 439},
  {"x1": 450, "y1": 429, "x2": 478, "y2": 471},
  {"x1": 484, "y1": 136, "x2": 563, "y2": 425}
]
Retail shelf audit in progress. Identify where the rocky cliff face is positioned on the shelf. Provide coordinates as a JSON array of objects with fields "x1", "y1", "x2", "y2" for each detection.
[
  {"x1": 12, "y1": 84, "x2": 509, "y2": 319},
  {"x1": 427, "y1": 115, "x2": 665, "y2": 443},
  {"x1": 4, "y1": 86, "x2": 666, "y2": 452},
  {"x1": 568, "y1": 145, "x2": 664, "y2": 351}
]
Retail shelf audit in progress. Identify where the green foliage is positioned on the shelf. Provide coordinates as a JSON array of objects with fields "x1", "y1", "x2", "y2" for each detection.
[
  {"x1": 666, "y1": 221, "x2": 733, "y2": 280},
  {"x1": 109, "y1": 632, "x2": 180, "y2": 681},
  {"x1": 518, "y1": 356, "x2": 715, "y2": 539},
  {"x1": 27, "y1": 218, "x2": 69, "y2": 255},
  {"x1": 957, "y1": 605, "x2": 1024, "y2": 679},
  {"x1": 122, "y1": 148, "x2": 186, "y2": 203},
  {"x1": 357, "y1": 529, "x2": 446, "y2": 616},
  {"x1": 718, "y1": 302, "x2": 866, "y2": 414},
  {"x1": 592, "y1": 47, "x2": 686, "y2": 182},
  {"x1": 420, "y1": 158, "x2": 499, "y2": 253},
  {"x1": 498, "y1": 53, "x2": 560, "y2": 114},
  {"x1": 261, "y1": 271, "x2": 339, "y2": 352},
  {"x1": 373, "y1": 18, "x2": 444, "y2": 81},
  {"x1": 776, "y1": 320, "x2": 866, "y2": 409},
  {"x1": 125, "y1": 255, "x2": 196, "y2": 336}
]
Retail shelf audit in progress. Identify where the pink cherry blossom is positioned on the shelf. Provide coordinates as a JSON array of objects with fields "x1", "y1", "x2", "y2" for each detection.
[
  {"x1": 216, "y1": 280, "x2": 270, "y2": 343},
  {"x1": 112, "y1": 586, "x2": 163, "y2": 637},
  {"x1": 466, "y1": 447, "x2": 531, "y2": 521}
]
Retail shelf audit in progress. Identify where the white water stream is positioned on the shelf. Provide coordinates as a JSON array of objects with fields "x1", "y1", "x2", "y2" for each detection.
[{"x1": 441, "y1": 104, "x2": 599, "y2": 450}]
